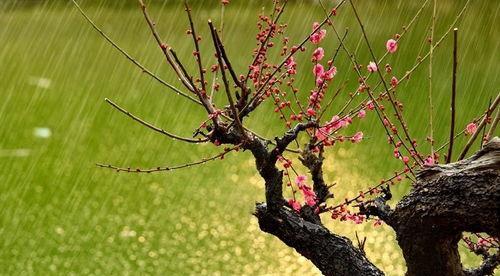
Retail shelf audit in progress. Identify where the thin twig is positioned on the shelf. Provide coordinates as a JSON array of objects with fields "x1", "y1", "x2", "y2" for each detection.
[
  {"x1": 314, "y1": 8, "x2": 417, "y2": 173},
  {"x1": 105, "y1": 98, "x2": 207, "y2": 144},
  {"x1": 348, "y1": 0, "x2": 423, "y2": 164},
  {"x1": 97, "y1": 145, "x2": 239, "y2": 173},
  {"x1": 138, "y1": 0, "x2": 196, "y2": 92},
  {"x1": 317, "y1": 80, "x2": 349, "y2": 122},
  {"x1": 208, "y1": 20, "x2": 246, "y2": 136},
  {"x1": 184, "y1": 1, "x2": 207, "y2": 94},
  {"x1": 458, "y1": 93, "x2": 500, "y2": 160},
  {"x1": 210, "y1": 19, "x2": 248, "y2": 100},
  {"x1": 481, "y1": 98, "x2": 492, "y2": 148},
  {"x1": 486, "y1": 109, "x2": 499, "y2": 142},
  {"x1": 317, "y1": 0, "x2": 430, "y2": 126},
  {"x1": 428, "y1": 0, "x2": 437, "y2": 159},
  {"x1": 70, "y1": 0, "x2": 200, "y2": 105},
  {"x1": 334, "y1": 0, "x2": 469, "y2": 127},
  {"x1": 447, "y1": 28, "x2": 458, "y2": 163},
  {"x1": 243, "y1": 0, "x2": 289, "y2": 86},
  {"x1": 73, "y1": 0, "x2": 296, "y2": 152}
]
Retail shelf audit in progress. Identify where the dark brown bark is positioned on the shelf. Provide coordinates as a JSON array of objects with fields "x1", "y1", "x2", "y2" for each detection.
[
  {"x1": 388, "y1": 138, "x2": 499, "y2": 276},
  {"x1": 254, "y1": 137, "x2": 499, "y2": 276},
  {"x1": 255, "y1": 203, "x2": 383, "y2": 276}
]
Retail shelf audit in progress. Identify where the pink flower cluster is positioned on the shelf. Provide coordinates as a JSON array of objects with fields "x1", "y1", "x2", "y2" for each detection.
[
  {"x1": 310, "y1": 22, "x2": 326, "y2": 44},
  {"x1": 296, "y1": 175, "x2": 318, "y2": 207},
  {"x1": 287, "y1": 175, "x2": 318, "y2": 213},
  {"x1": 313, "y1": 64, "x2": 337, "y2": 86},
  {"x1": 285, "y1": 56, "x2": 297, "y2": 75},
  {"x1": 288, "y1": 199, "x2": 301, "y2": 212},
  {"x1": 463, "y1": 235, "x2": 499, "y2": 253},
  {"x1": 331, "y1": 206, "x2": 366, "y2": 224},
  {"x1": 312, "y1": 47, "x2": 325, "y2": 62},
  {"x1": 315, "y1": 115, "x2": 352, "y2": 142}
]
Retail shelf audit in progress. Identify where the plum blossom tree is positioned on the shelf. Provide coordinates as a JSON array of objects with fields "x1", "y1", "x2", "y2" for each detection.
[{"x1": 72, "y1": 0, "x2": 499, "y2": 275}]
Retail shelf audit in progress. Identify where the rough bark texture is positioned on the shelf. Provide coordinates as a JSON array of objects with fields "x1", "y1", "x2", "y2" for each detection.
[
  {"x1": 388, "y1": 138, "x2": 500, "y2": 276},
  {"x1": 255, "y1": 203, "x2": 383, "y2": 276},
  {"x1": 253, "y1": 137, "x2": 499, "y2": 276}
]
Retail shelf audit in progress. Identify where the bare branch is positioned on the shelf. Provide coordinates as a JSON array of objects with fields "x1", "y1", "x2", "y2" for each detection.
[
  {"x1": 447, "y1": 28, "x2": 458, "y2": 163},
  {"x1": 184, "y1": 1, "x2": 207, "y2": 94},
  {"x1": 105, "y1": 98, "x2": 207, "y2": 144},
  {"x1": 486, "y1": 108, "x2": 499, "y2": 142},
  {"x1": 70, "y1": 0, "x2": 200, "y2": 105},
  {"x1": 271, "y1": 121, "x2": 318, "y2": 160},
  {"x1": 209, "y1": 19, "x2": 247, "y2": 99},
  {"x1": 428, "y1": 0, "x2": 437, "y2": 159},
  {"x1": 208, "y1": 20, "x2": 246, "y2": 136},
  {"x1": 464, "y1": 253, "x2": 500, "y2": 276},
  {"x1": 138, "y1": 0, "x2": 196, "y2": 92},
  {"x1": 96, "y1": 145, "x2": 239, "y2": 173}
]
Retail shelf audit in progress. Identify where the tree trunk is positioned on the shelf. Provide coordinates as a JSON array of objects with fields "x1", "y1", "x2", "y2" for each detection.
[{"x1": 254, "y1": 138, "x2": 500, "y2": 275}]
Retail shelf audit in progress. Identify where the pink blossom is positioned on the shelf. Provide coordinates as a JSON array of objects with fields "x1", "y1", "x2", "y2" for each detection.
[
  {"x1": 305, "y1": 197, "x2": 317, "y2": 207},
  {"x1": 310, "y1": 22, "x2": 327, "y2": 44},
  {"x1": 393, "y1": 148, "x2": 400, "y2": 158},
  {"x1": 285, "y1": 57, "x2": 297, "y2": 75},
  {"x1": 351, "y1": 131, "x2": 363, "y2": 143},
  {"x1": 313, "y1": 64, "x2": 324, "y2": 77},
  {"x1": 221, "y1": 0, "x2": 229, "y2": 5},
  {"x1": 367, "y1": 61, "x2": 378, "y2": 73},
  {"x1": 315, "y1": 127, "x2": 329, "y2": 141},
  {"x1": 424, "y1": 156, "x2": 435, "y2": 166},
  {"x1": 358, "y1": 109, "x2": 366, "y2": 118},
  {"x1": 307, "y1": 108, "x2": 316, "y2": 116},
  {"x1": 477, "y1": 238, "x2": 488, "y2": 247},
  {"x1": 366, "y1": 100, "x2": 375, "y2": 110},
  {"x1": 402, "y1": 156, "x2": 410, "y2": 164},
  {"x1": 347, "y1": 213, "x2": 365, "y2": 224},
  {"x1": 343, "y1": 116, "x2": 352, "y2": 125},
  {"x1": 288, "y1": 199, "x2": 301, "y2": 212},
  {"x1": 295, "y1": 175, "x2": 307, "y2": 185},
  {"x1": 312, "y1": 47, "x2": 325, "y2": 61},
  {"x1": 465, "y1": 122, "x2": 477, "y2": 135},
  {"x1": 297, "y1": 183, "x2": 317, "y2": 207},
  {"x1": 322, "y1": 66, "x2": 337, "y2": 80},
  {"x1": 328, "y1": 115, "x2": 343, "y2": 130},
  {"x1": 386, "y1": 39, "x2": 398, "y2": 53},
  {"x1": 391, "y1": 76, "x2": 398, "y2": 87}
]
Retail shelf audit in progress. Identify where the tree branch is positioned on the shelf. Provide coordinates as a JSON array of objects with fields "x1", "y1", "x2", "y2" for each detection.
[
  {"x1": 464, "y1": 253, "x2": 500, "y2": 276},
  {"x1": 105, "y1": 98, "x2": 207, "y2": 144},
  {"x1": 255, "y1": 203, "x2": 383, "y2": 276}
]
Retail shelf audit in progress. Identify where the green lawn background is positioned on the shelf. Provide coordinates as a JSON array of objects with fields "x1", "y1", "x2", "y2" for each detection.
[{"x1": 0, "y1": 0, "x2": 498, "y2": 274}]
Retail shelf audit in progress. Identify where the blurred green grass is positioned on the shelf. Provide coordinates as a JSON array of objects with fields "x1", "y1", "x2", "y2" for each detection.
[{"x1": 0, "y1": 0, "x2": 498, "y2": 275}]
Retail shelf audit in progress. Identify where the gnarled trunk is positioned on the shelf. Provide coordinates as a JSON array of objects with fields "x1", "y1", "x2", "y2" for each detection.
[{"x1": 254, "y1": 138, "x2": 500, "y2": 276}]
